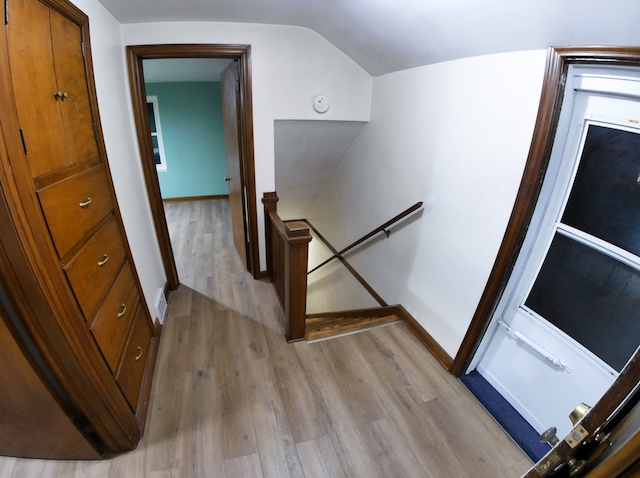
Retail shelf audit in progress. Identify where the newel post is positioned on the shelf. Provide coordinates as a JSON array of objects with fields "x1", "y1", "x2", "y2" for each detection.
[{"x1": 283, "y1": 221, "x2": 312, "y2": 342}]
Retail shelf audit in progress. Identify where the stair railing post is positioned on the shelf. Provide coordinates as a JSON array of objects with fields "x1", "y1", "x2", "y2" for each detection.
[
  {"x1": 283, "y1": 221, "x2": 311, "y2": 342},
  {"x1": 262, "y1": 192, "x2": 279, "y2": 281}
]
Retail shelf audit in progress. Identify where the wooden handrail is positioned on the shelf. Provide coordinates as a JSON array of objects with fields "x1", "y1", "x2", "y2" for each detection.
[
  {"x1": 262, "y1": 193, "x2": 422, "y2": 342},
  {"x1": 308, "y1": 201, "x2": 423, "y2": 274},
  {"x1": 305, "y1": 220, "x2": 387, "y2": 307}
]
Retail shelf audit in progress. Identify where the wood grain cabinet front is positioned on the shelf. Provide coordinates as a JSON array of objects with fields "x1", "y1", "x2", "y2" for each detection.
[
  {"x1": 0, "y1": 0, "x2": 159, "y2": 458},
  {"x1": 6, "y1": 0, "x2": 99, "y2": 178},
  {"x1": 90, "y1": 262, "x2": 139, "y2": 373},
  {"x1": 37, "y1": 164, "x2": 114, "y2": 258},
  {"x1": 116, "y1": 305, "x2": 153, "y2": 411},
  {"x1": 63, "y1": 217, "x2": 126, "y2": 321}
]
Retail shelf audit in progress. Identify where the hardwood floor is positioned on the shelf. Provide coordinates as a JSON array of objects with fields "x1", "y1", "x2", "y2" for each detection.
[{"x1": 0, "y1": 199, "x2": 531, "y2": 477}]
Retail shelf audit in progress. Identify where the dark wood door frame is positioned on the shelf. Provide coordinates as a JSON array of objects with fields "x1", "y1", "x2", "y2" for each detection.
[
  {"x1": 126, "y1": 44, "x2": 260, "y2": 290},
  {"x1": 451, "y1": 45, "x2": 640, "y2": 375},
  {"x1": 451, "y1": 46, "x2": 640, "y2": 475}
]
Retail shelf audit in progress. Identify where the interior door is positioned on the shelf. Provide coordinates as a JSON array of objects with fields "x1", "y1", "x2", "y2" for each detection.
[
  {"x1": 221, "y1": 60, "x2": 249, "y2": 269},
  {"x1": 472, "y1": 67, "x2": 640, "y2": 438}
]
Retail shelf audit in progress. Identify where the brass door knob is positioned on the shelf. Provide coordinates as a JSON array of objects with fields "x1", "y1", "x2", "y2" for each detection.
[
  {"x1": 540, "y1": 426, "x2": 559, "y2": 446},
  {"x1": 569, "y1": 403, "x2": 591, "y2": 425}
]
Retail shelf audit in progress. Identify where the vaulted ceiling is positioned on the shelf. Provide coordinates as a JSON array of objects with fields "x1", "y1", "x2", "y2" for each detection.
[{"x1": 98, "y1": 0, "x2": 640, "y2": 76}]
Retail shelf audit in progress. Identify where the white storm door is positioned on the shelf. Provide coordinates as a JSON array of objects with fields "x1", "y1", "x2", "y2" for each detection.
[{"x1": 473, "y1": 68, "x2": 640, "y2": 439}]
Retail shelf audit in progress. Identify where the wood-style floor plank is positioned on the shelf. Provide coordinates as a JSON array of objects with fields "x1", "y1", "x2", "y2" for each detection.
[
  {"x1": 0, "y1": 460, "x2": 15, "y2": 478},
  {"x1": 41, "y1": 461, "x2": 76, "y2": 478},
  {"x1": 74, "y1": 458, "x2": 111, "y2": 478},
  {"x1": 180, "y1": 369, "x2": 223, "y2": 478},
  {"x1": 362, "y1": 416, "x2": 429, "y2": 478},
  {"x1": 244, "y1": 357, "x2": 304, "y2": 478},
  {"x1": 234, "y1": 309, "x2": 270, "y2": 363},
  {"x1": 296, "y1": 435, "x2": 345, "y2": 478},
  {"x1": 212, "y1": 310, "x2": 258, "y2": 461},
  {"x1": 107, "y1": 444, "x2": 145, "y2": 478},
  {"x1": 144, "y1": 306, "x2": 191, "y2": 474},
  {"x1": 295, "y1": 341, "x2": 391, "y2": 478},
  {"x1": 185, "y1": 291, "x2": 217, "y2": 372},
  {"x1": 316, "y1": 338, "x2": 388, "y2": 426},
  {"x1": 9, "y1": 459, "x2": 45, "y2": 478},
  {"x1": 368, "y1": 321, "x2": 458, "y2": 403},
  {"x1": 0, "y1": 199, "x2": 531, "y2": 478},
  {"x1": 267, "y1": 337, "x2": 329, "y2": 444},
  {"x1": 221, "y1": 453, "x2": 263, "y2": 478},
  {"x1": 145, "y1": 469, "x2": 184, "y2": 478}
]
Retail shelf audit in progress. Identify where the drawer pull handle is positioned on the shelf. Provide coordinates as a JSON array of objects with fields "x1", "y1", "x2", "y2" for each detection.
[
  {"x1": 117, "y1": 304, "x2": 126, "y2": 317},
  {"x1": 98, "y1": 254, "x2": 109, "y2": 267},
  {"x1": 79, "y1": 197, "x2": 92, "y2": 208},
  {"x1": 135, "y1": 346, "x2": 143, "y2": 361}
]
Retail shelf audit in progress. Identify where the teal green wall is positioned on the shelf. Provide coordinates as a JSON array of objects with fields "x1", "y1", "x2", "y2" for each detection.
[{"x1": 146, "y1": 81, "x2": 228, "y2": 199}]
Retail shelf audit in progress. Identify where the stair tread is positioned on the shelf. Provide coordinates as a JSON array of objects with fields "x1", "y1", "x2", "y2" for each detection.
[{"x1": 305, "y1": 314, "x2": 400, "y2": 341}]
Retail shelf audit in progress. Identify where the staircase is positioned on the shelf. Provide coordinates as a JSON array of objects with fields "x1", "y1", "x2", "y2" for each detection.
[
  {"x1": 305, "y1": 306, "x2": 402, "y2": 342},
  {"x1": 263, "y1": 191, "x2": 426, "y2": 345}
]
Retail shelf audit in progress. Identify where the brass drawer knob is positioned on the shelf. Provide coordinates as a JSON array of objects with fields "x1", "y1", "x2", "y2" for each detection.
[
  {"x1": 135, "y1": 346, "x2": 143, "y2": 361},
  {"x1": 97, "y1": 254, "x2": 109, "y2": 267},
  {"x1": 117, "y1": 303, "x2": 126, "y2": 317},
  {"x1": 79, "y1": 197, "x2": 92, "y2": 208}
]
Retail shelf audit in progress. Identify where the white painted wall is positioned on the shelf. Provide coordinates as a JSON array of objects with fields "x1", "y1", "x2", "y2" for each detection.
[
  {"x1": 306, "y1": 50, "x2": 548, "y2": 357},
  {"x1": 122, "y1": 22, "x2": 373, "y2": 270},
  {"x1": 70, "y1": 0, "x2": 167, "y2": 317},
  {"x1": 274, "y1": 120, "x2": 367, "y2": 219},
  {"x1": 64, "y1": 0, "x2": 547, "y2": 357},
  {"x1": 65, "y1": 0, "x2": 373, "y2": 317}
]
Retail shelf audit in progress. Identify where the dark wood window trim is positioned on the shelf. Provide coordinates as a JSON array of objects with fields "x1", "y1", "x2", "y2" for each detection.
[{"x1": 126, "y1": 44, "x2": 260, "y2": 289}]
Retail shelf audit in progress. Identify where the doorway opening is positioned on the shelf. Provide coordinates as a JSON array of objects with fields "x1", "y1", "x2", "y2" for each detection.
[
  {"x1": 451, "y1": 47, "x2": 640, "y2": 470},
  {"x1": 126, "y1": 44, "x2": 260, "y2": 291}
]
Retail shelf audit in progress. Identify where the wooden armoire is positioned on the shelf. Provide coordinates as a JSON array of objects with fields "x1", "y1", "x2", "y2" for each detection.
[{"x1": 0, "y1": 0, "x2": 159, "y2": 459}]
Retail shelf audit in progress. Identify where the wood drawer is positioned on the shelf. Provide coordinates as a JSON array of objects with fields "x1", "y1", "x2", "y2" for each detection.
[
  {"x1": 116, "y1": 305, "x2": 153, "y2": 411},
  {"x1": 37, "y1": 164, "x2": 113, "y2": 258},
  {"x1": 90, "y1": 262, "x2": 139, "y2": 373},
  {"x1": 64, "y1": 217, "x2": 125, "y2": 320}
]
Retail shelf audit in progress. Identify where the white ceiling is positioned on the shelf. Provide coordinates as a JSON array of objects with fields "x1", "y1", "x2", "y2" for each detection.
[{"x1": 98, "y1": 0, "x2": 640, "y2": 76}]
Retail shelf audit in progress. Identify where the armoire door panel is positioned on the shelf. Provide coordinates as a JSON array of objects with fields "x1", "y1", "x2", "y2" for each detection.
[
  {"x1": 0, "y1": 0, "x2": 158, "y2": 457},
  {"x1": 0, "y1": 300, "x2": 102, "y2": 459},
  {"x1": 37, "y1": 164, "x2": 113, "y2": 258},
  {"x1": 6, "y1": 0, "x2": 70, "y2": 177},
  {"x1": 64, "y1": 217, "x2": 126, "y2": 320},
  {"x1": 49, "y1": 7, "x2": 100, "y2": 163}
]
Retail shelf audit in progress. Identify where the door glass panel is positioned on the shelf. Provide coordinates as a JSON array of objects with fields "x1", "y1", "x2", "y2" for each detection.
[
  {"x1": 147, "y1": 102, "x2": 157, "y2": 133},
  {"x1": 562, "y1": 125, "x2": 640, "y2": 256},
  {"x1": 525, "y1": 233, "x2": 640, "y2": 372},
  {"x1": 151, "y1": 135, "x2": 160, "y2": 164}
]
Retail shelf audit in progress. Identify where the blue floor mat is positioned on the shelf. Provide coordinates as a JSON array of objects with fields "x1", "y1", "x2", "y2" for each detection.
[{"x1": 460, "y1": 370, "x2": 550, "y2": 462}]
